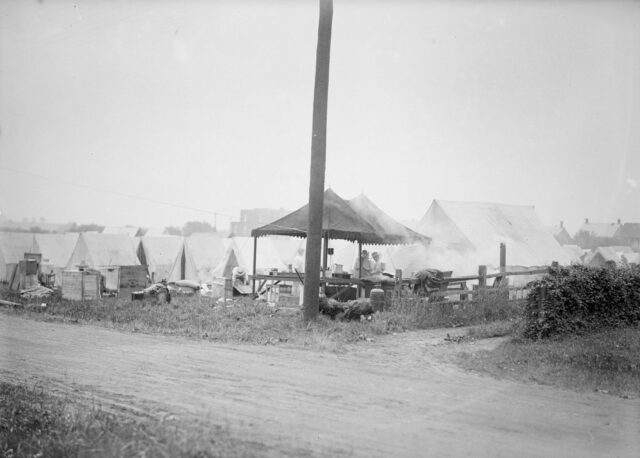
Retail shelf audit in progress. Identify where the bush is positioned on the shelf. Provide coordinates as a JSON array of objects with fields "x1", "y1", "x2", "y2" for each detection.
[{"x1": 523, "y1": 265, "x2": 640, "y2": 339}]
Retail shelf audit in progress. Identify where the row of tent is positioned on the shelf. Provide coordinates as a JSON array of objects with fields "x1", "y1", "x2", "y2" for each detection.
[
  {"x1": 0, "y1": 231, "x2": 308, "y2": 288},
  {"x1": 1, "y1": 195, "x2": 604, "y2": 289}
]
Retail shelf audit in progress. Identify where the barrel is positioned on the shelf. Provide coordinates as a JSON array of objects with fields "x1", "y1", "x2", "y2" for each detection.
[{"x1": 370, "y1": 287, "x2": 385, "y2": 312}]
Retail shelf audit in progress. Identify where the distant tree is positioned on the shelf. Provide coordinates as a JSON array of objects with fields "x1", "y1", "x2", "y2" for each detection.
[
  {"x1": 573, "y1": 230, "x2": 617, "y2": 250},
  {"x1": 66, "y1": 222, "x2": 105, "y2": 233},
  {"x1": 165, "y1": 226, "x2": 182, "y2": 236},
  {"x1": 182, "y1": 221, "x2": 216, "y2": 236}
]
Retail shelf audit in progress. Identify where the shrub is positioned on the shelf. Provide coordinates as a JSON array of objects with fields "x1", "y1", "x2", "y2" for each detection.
[{"x1": 523, "y1": 264, "x2": 640, "y2": 339}]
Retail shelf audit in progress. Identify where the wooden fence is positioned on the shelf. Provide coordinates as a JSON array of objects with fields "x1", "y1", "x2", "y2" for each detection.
[{"x1": 394, "y1": 264, "x2": 553, "y2": 304}]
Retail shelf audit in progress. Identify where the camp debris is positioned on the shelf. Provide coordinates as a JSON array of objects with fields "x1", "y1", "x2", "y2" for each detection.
[
  {"x1": 319, "y1": 296, "x2": 374, "y2": 321},
  {"x1": 20, "y1": 285, "x2": 54, "y2": 299},
  {"x1": 131, "y1": 282, "x2": 171, "y2": 303},
  {"x1": 168, "y1": 279, "x2": 201, "y2": 295}
]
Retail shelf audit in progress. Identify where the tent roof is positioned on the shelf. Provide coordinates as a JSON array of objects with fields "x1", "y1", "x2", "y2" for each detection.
[
  {"x1": 184, "y1": 233, "x2": 230, "y2": 282},
  {"x1": 416, "y1": 200, "x2": 573, "y2": 267},
  {"x1": 347, "y1": 194, "x2": 431, "y2": 245},
  {"x1": 251, "y1": 189, "x2": 423, "y2": 245},
  {"x1": 35, "y1": 233, "x2": 79, "y2": 267},
  {"x1": 140, "y1": 236, "x2": 184, "y2": 267},
  {"x1": 0, "y1": 232, "x2": 40, "y2": 263},
  {"x1": 67, "y1": 233, "x2": 140, "y2": 268}
]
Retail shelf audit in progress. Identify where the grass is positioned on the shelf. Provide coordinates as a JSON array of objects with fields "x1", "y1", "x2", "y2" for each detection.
[
  {"x1": 1, "y1": 288, "x2": 524, "y2": 352},
  {"x1": 0, "y1": 381, "x2": 263, "y2": 458},
  {"x1": 385, "y1": 288, "x2": 525, "y2": 330},
  {"x1": 457, "y1": 325, "x2": 640, "y2": 398}
]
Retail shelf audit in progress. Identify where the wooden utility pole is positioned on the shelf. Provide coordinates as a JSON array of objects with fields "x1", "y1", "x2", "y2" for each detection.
[{"x1": 303, "y1": 0, "x2": 333, "y2": 321}]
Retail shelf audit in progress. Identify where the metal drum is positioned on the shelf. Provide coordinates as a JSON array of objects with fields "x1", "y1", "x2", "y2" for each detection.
[{"x1": 370, "y1": 286, "x2": 385, "y2": 312}]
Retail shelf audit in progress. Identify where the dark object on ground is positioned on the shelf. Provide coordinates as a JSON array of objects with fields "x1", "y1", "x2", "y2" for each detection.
[
  {"x1": 132, "y1": 282, "x2": 171, "y2": 304},
  {"x1": 412, "y1": 269, "x2": 446, "y2": 295},
  {"x1": 319, "y1": 296, "x2": 374, "y2": 321},
  {"x1": 324, "y1": 285, "x2": 357, "y2": 302}
]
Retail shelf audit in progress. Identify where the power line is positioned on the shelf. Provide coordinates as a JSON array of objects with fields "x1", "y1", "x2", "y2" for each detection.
[{"x1": 0, "y1": 167, "x2": 238, "y2": 221}]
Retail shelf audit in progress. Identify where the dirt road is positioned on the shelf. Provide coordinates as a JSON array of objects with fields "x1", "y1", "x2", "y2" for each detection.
[{"x1": 1, "y1": 314, "x2": 638, "y2": 457}]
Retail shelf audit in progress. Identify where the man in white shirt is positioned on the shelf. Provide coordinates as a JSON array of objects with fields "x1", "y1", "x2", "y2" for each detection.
[{"x1": 371, "y1": 251, "x2": 386, "y2": 275}]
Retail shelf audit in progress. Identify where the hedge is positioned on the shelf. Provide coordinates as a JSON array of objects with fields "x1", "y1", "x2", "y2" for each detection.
[{"x1": 523, "y1": 264, "x2": 640, "y2": 339}]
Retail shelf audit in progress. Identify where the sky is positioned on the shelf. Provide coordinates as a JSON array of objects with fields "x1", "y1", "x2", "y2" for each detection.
[{"x1": 1, "y1": 0, "x2": 639, "y2": 235}]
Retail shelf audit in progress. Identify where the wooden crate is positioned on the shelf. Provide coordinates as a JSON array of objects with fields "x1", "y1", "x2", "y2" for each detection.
[
  {"x1": 62, "y1": 271, "x2": 100, "y2": 301},
  {"x1": 118, "y1": 265, "x2": 147, "y2": 290}
]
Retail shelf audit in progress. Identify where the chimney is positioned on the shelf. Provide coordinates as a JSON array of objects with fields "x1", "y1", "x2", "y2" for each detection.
[
  {"x1": 585, "y1": 218, "x2": 589, "y2": 224},
  {"x1": 560, "y1": 221, "x2": 564, "y2": 228}
]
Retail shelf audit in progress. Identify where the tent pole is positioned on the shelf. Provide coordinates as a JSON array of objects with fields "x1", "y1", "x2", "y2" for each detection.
[
  {"x1": 252, "y1": 236, "x2": 257, "y2": 295},
  {"x1": 322, "y1": 233, "x2": 329, "y2": 277}
]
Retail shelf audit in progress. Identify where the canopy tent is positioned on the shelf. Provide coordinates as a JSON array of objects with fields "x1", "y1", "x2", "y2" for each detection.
[
  {"x1": 35, "y1": 233, "x2": 79, "y2": 287},
  {"x1": 0, "y1": 232, "x2": 40, "y2": 283},
  {"x1": 250, "y1": 189, "x2": 430, "y2": 292},
  {"x1": 415, "y1": 200, "x2": 573, "y2": 275},
  {"x1": 347, "y1": 194, "x2": 429, "y2": 245},
  {"x1": 252, "y1": 189, "x2": 382, "y2": 244}
]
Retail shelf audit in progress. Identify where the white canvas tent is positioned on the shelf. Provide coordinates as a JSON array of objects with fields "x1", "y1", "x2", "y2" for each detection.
[
  {"x1": 138, "y1": 235, "x2": 197, "y2": 283},
  {"x1": 35, "y1": 233, "x2": 79, "y2": 287},
  {"x1": 66, "y1": 233, "x2": 141, "y2": 269},
  {"x1": 415, "y1": 200, "x2": 573, "y2": 275},
  {"x1": 0, "y1": 232, "x2": 40, "y2": 283},
  {"x1": 220, "y1": 236, "x2": 288, "y2": 276},
  {"x1": 185, "y1": 233, "x2": 230, "y2": 283}
]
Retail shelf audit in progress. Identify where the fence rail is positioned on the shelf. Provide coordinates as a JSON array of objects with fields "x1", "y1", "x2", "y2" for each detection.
[{"x1": 396, "y1": 263, "x2": 554, "y2": 303}]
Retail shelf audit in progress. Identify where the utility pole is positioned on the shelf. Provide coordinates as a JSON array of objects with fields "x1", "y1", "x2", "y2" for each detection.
[{"x1": 303, "y1": 0, "x2": 333, "y2": 321}]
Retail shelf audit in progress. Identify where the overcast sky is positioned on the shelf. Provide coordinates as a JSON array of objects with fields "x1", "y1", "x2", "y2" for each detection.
[{"x1": 1, "y1": 0, "x2": 639, "y2": 234}]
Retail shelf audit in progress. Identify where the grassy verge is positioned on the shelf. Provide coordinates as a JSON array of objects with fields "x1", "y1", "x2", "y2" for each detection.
[
  {"x1": 0, "y1": 289, "x2": 523, "y2": 351},
  {"x1": 457, "y1": 325, "x2": 640, "y2": 398},
  {"x1": 0, "y1": 381, "x2": 263, "y2": 458}
]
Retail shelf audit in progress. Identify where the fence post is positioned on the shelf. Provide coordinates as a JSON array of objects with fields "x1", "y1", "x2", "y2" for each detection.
[
  {"x1": 395, "y1": 269, "x2": 402, "y2": 299},
  {"x1": 478, "y1": 265, "x2": 487, "y2": 301},
  {"x1": 81, "y1": 270, "x2": 85, "y2": 302}
]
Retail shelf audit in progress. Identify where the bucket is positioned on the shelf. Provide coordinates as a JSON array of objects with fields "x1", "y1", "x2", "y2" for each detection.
[{"x1": 370, "y1": 287, "x2": 385, "y2": 312}]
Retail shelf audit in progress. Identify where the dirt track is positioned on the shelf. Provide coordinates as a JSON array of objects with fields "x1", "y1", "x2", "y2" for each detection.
[{"x1": 1, "y1": 313, "x2": 638, "y2": 457}]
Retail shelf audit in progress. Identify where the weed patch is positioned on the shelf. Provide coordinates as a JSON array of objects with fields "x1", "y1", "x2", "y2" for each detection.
[
  {"x1": 0, "y1": 381, "x2": 258, "y2": 458},
  {"x1": 457, "y1": 326, "x2": 640, "y2": 397}
]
